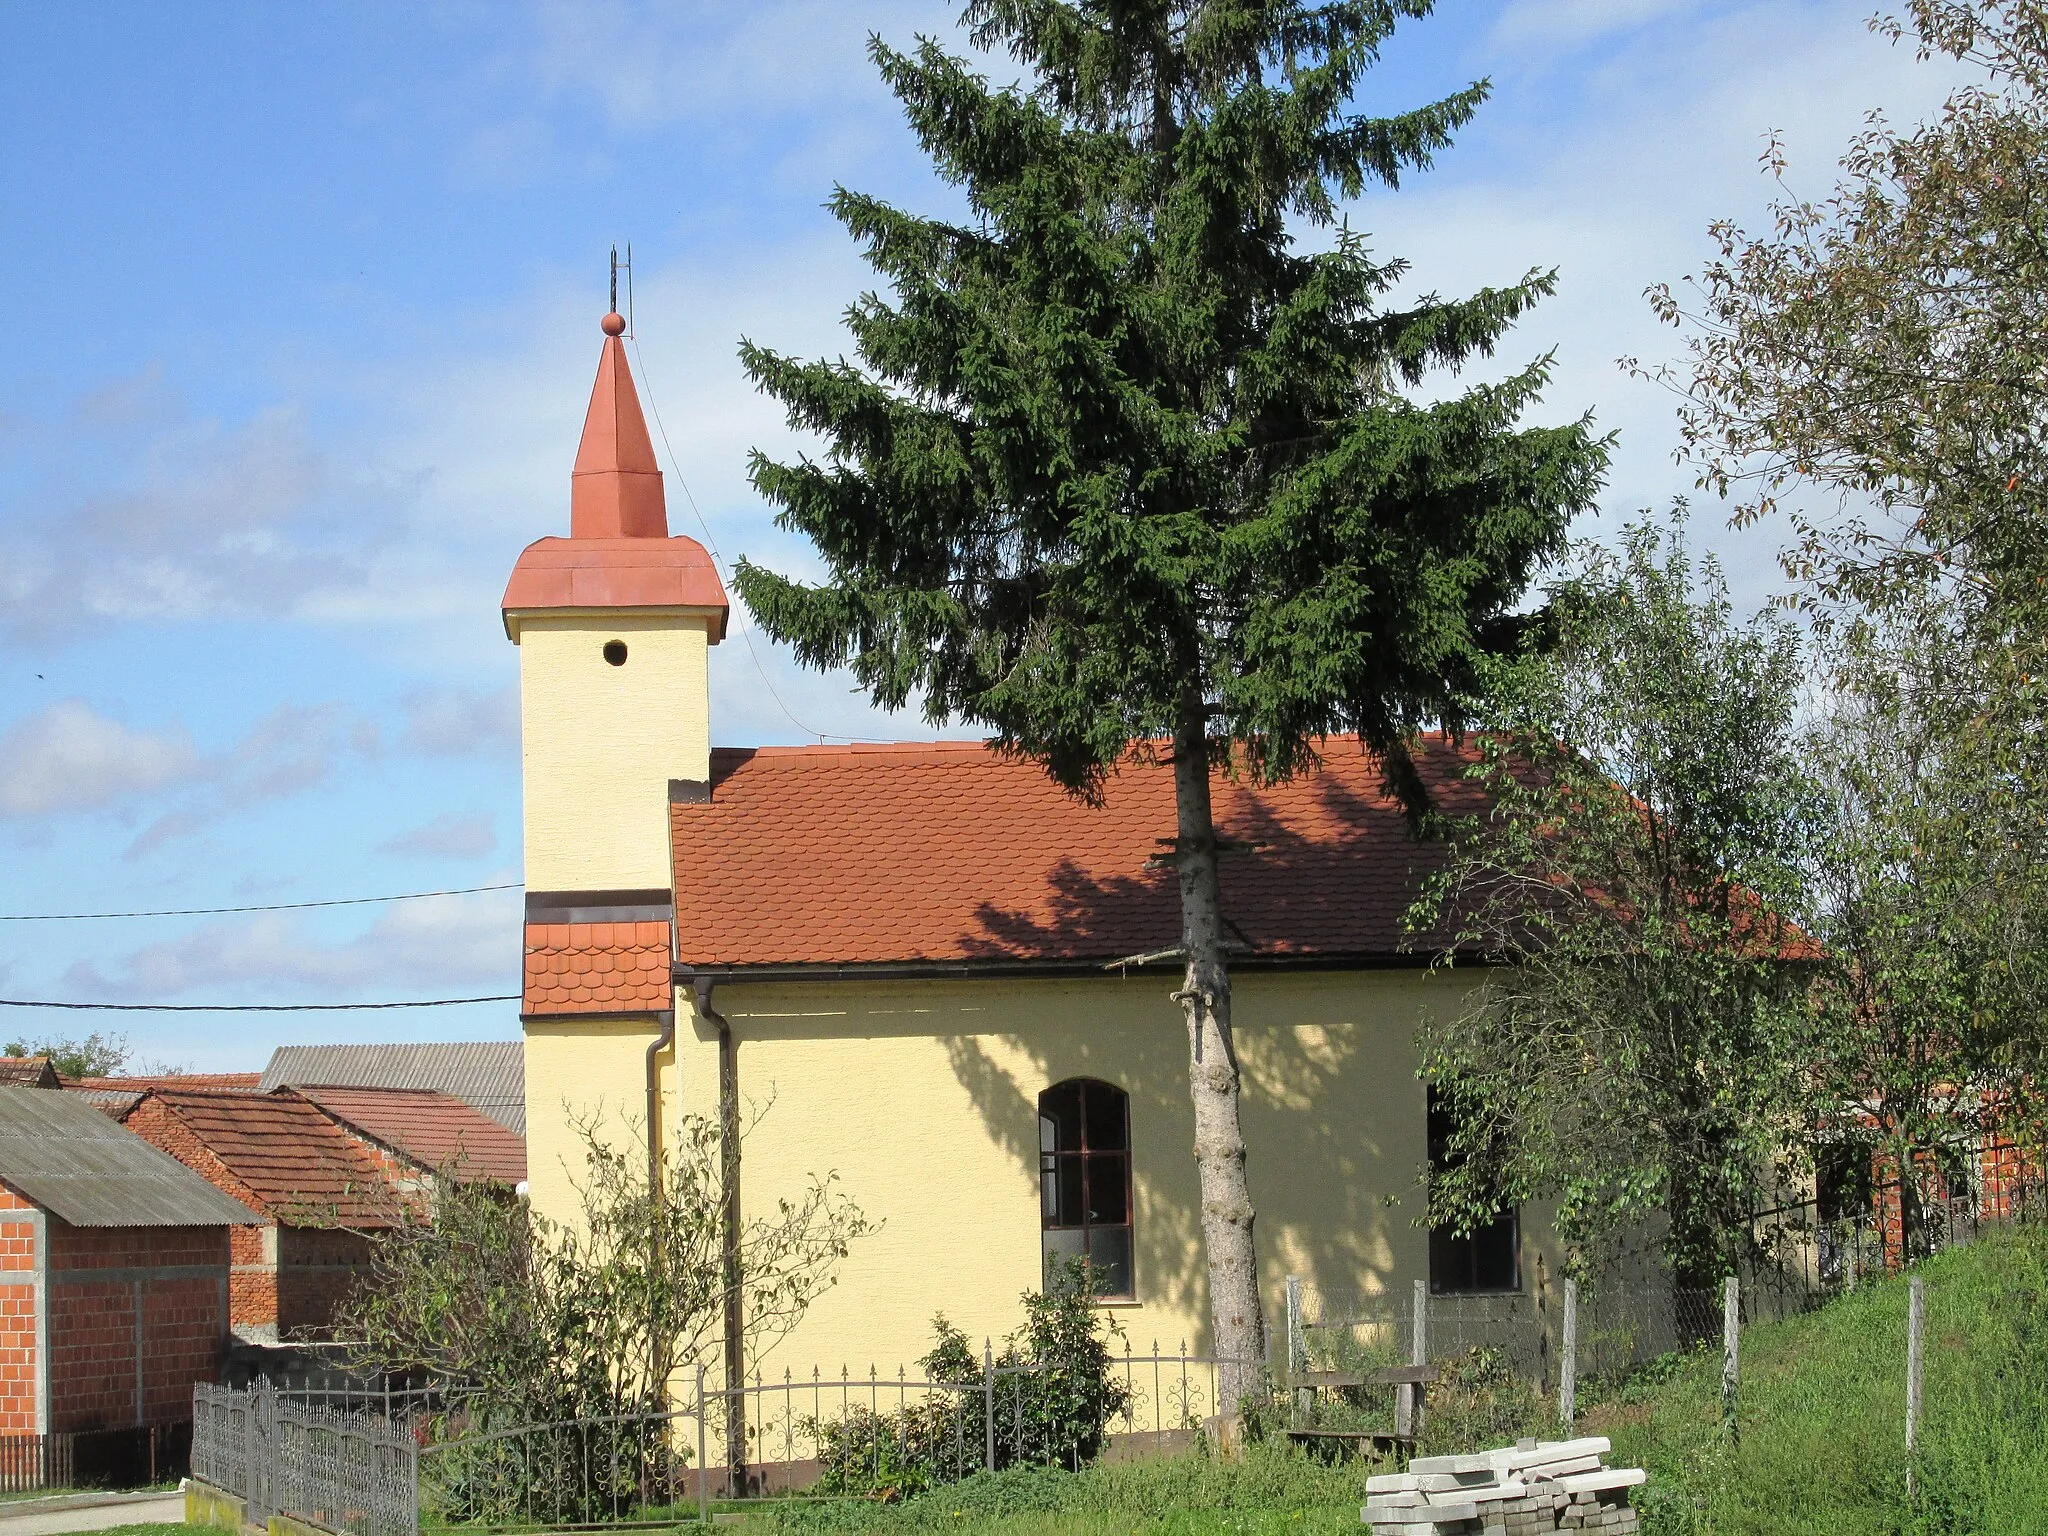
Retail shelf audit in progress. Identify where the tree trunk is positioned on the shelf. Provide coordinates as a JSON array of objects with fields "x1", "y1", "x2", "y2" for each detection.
[{"x1": 1171, "y1": 707, "x2": 1268, "y2": 1411}]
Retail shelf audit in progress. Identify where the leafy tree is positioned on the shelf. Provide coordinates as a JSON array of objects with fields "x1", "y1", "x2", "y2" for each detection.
[
  {"x1": 1801, "y1": 604, "x2": 2048, "y2": 1253},
  {"x1": 342, "y1": 1113, "x2": 872, "y2": 1427},
  {"x1": 5, "y1": 1031, "x2": 131, "y2": 1078},
  {"x1": 1641, "y1": 0, "x2": 2048, "y2": 674},
  {"x1": 1409, "y1": 516, "x2": 1815, "y2": 1282},
  {"x1": 733, "y1": 0, "x2": 1609, "y2": 1391}
]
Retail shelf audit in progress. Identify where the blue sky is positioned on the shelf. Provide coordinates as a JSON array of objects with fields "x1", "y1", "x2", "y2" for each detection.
[{"x1": 0, "y1": 0, "x2": 1968, "y2": 1070}]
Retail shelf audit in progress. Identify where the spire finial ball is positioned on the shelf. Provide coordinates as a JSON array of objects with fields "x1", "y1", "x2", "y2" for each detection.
[{"x1": 602, "y1": 312, "x2": 626, "y2": 336}]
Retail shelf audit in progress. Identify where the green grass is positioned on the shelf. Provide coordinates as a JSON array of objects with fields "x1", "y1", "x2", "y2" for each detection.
[
  {"x1": 1587, "y1": 1221, "x2": 2048, "y2": 1535},
  {"x1": 746, "y1": 1225, "x2": 2048, "y2": 1536},
  {"x1": 80, "y1": 1526, "x2": 188, "y2": 1536}
]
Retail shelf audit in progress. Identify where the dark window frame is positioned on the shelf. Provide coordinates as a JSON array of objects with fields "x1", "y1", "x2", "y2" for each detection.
[
  {"x1": 1038, "y1": 1078, "x2": 1135, "y2": 1301},
  {"x1": 1426, "y1": 1086, "x2": 1522, "y2": 1296}
]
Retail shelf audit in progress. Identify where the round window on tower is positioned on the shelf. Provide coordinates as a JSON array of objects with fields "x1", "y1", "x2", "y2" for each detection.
[{"x1": 603, "y1": 640, "x2": 628, "y2": 666}]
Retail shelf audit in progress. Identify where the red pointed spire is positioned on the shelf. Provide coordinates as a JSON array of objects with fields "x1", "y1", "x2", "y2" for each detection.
[{"x1": 570, "y1": 311, "x2": 668, "y2": 538}]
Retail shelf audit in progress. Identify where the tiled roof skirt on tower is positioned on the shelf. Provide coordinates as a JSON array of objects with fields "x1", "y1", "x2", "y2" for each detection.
[
  {"x1": 501, "y1": 537, "x2": 728, "y2": 635},
  {"x1": 502, "y1": 310, "x2": 729, "y2": 636},
  {"x1": 523, "y1": 920, "x2": 673, "y2": 1016},
  {"x1": 666, "y1": 733, "x2": 1485, "y2": 970}
]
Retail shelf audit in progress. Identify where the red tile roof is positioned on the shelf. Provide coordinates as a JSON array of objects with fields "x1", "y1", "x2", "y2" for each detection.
[
  {"x1": 137, "y1": 1087, "x2": 404, "y2": 1227},
  {"x1": 75, "y1": 1072, "x2": 262, "y2": 1093},
  {"x1": 667, "y1": 734, "x2": 1484, "y2": 969},
  {"x1": 0, "y1": 1058, "x2": 59, "y2": 1088},
  {"x1": 295, "y1": 1087, "x2": 527, "y2": 1186},
  {"x1": 523, "y1": 920, "x2": 672, "y2": 1015}
]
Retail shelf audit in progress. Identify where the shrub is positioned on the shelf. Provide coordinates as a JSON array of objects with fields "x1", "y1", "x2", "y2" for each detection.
[{"x1": 812, "y1": 1262, "x2": 1134, "y2": 1497}]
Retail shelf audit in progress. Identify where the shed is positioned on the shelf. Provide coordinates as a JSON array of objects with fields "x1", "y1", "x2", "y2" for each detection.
[
  {"x1": 118, "y1": 1087, "x2": 403, "y2": 1344},
  {"x1": 260, "y1": 1042, "x2": 525, "y2": 1134},
  {"x1": 0, "y1": 1085, "x2": 258, "y2": 1444}
]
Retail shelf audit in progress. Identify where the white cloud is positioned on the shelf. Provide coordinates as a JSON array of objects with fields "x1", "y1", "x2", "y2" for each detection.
[
  {"x1": 1337, "y1": 0, "x2": 1978, "y2": 609},
  {"x1": 520, "y1": 0, "x2": 949, "y2": 134},
  {"x1": 61, "y1": 886, "x2": 521, "y2": 1000},
  {"x1": 380, "y1": 811, "x2": 497, "y2": 859},
  {"x1": 0, "y1": 392, "x2": 405, "y2": 642},
  {"x1": 399, "y1": 685, "x2": 520, "y2": 757},
  {"x1": 1493, "y1": 0, "x2": 1704, "y2": 49},
  {"x1": 0, "y1": 696, "x2": 373, "y2": 855},
  {"x1": 122, "y1": 702, "x2": 362, "y2": 860},
  {"x1": 0, "y1": 700, "x2": 202, "y2": 817}
]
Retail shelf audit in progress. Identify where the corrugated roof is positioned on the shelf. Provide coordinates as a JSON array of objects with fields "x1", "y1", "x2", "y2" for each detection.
[
  {"x1": 297, "y1": 1087, "x2": 526, "y2": 1185},
  {"x1": 666, "y1": 733, "x2": 1483, "y2": 969},
  {"x1": 260, "y1": 1042, "x2": 525, "y2": 1135},
  {"x1": 69, "y1": 1085, "x2": 146, "y2": 1119},
  {"x1": 141, "y1": 1088, "x2": 405, "y2": 1228},
  {"x1": 0, "y1": 1086, "x2": 261, "y2": 1228}
]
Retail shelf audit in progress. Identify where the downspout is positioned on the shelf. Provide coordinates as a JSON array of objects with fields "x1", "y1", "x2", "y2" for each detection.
[
  {"x1": 644, "y1": 1008, "x2": 674, "y2": 1415},
  {"x1": 644, "y1": 1009, "x2": 677, "y2": 1199},
  {"x1": 691, "y1": 974, "x2": 747, "y2": 1499}
]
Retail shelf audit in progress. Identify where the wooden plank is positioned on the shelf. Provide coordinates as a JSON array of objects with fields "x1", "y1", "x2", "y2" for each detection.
[{"x1": 1367, "y1": 1364, "x2": 1439, "y2": 1387}]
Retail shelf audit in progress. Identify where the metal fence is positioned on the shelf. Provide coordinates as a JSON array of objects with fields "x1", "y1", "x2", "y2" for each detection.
[{"x1": 193, "y1": 1383, "x2": 418, "y2": 1536}]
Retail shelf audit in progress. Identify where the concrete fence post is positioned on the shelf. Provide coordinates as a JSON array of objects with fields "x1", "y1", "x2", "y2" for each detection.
[
  {"x1": 695, "y1": 1365, "x2": 709, "y2": 1528},
  {"x1": 1407, "y1": 1279, "x2": 1429, "y2": 1438},
  {"x1": 1907, "y1": 1276, "x2": 1926, "y2": 1493},
  {"x1": 1722, "y1": 1276, "x2": 1740, "y2": 1444},
  {"x1": 1559, "y1": 1279, "x2": 1578, "y2": 1432}
]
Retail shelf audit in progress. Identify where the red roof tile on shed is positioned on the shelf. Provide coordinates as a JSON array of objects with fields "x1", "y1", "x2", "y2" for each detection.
[
  {"x1": 668, "y1": 734, "x2": 1482, "y2": 969},
  {"x1": 295, "y1": 1087, "x2": 526, "y2": 1186},
  {"x1": 139, "y1": 1087, "x2": 403, "y2": 1227},
  {"x1": 524, "y1": 920, "x2": 673, "y2": 1016}
]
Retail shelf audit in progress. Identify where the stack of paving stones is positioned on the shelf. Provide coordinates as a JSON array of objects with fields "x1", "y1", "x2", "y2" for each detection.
[{"x1": 1362, "y1": 1436, "x2": 1646, "y2": 1536}]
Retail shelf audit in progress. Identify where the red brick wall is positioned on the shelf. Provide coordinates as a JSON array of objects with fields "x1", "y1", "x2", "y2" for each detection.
[
  {"x1": 228, "y1": 1222, "x2": 279, "y2": 1331},
  {"x1": 276, "y1": 1225, "x2": 376, "y2": 1338},
  {"x1": 0, "y1": 1183, "x2": 37, "y2": 1433},
  {"x1": 45, "y1": 1220, "x2": 228, "y2": 1433}
]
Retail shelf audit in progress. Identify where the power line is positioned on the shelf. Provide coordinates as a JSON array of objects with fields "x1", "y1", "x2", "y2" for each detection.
[
  {"x1": 0, "y1": 994, "x2": 520, "y2": 1013},
  {"x1": 0, "y1": 882, "x2": 523, "y2": 923},
  {"x1": 628, "y1": 329, "x2": 897, "y2": 747}
]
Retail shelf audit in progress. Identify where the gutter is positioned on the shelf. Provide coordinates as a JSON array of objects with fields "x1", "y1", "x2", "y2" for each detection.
[{"x1": 669, "y1": 951, "x2": 1469, "y2": 989}]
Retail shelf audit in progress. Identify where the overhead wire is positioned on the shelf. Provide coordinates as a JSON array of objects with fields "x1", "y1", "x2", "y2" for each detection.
[
  {"x1": 622, "y1": 264, "x2": 896, "y2": 746},
  {"x1": 0, "y1": 882, "x2": 523, "y2": 922},
  {"x1": 0, "y1": 995, "x2": 520, "y2": 1012}
]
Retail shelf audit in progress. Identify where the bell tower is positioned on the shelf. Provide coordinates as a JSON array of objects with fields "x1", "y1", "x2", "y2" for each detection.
[{"x1": 502, "y1": 309, "x2": 728, "y2": 894}]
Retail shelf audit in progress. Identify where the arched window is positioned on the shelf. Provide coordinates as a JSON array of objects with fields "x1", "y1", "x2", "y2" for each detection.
[{"x1": 1038, "y1": 1079, "x2": 1133, "y2": 1299}]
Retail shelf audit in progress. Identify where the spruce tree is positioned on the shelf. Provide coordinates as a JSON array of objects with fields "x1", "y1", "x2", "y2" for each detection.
[{"x1": 735, "y1": 0, "x2": 1609, "y2": 1395}]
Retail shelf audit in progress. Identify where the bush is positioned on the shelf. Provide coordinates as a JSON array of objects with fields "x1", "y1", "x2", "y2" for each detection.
[{"x1": 812, "y1": 1263, "x2": 1134, "y2": 1498}]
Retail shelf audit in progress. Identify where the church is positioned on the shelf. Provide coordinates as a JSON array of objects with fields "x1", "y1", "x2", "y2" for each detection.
[{"x1": 506, "y1": 308, "x2": 1549, "y2": 1380}]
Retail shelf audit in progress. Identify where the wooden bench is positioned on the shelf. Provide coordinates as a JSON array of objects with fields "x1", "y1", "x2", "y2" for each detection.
[{"x1": 1283, "y1": 1365, "x2": 1438, "y2": 1463}]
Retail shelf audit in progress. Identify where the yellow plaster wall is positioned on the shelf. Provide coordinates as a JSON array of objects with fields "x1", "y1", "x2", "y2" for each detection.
[
  {"x1": 561, "y1": 967, "x2": 1563, "y2": 1381},
  {"x1": 513, "y1": 611, "x2": 711, "y2": 891},
  {"x1": 524, "y1": 1012, "x2": 673, "y2": 1222}
]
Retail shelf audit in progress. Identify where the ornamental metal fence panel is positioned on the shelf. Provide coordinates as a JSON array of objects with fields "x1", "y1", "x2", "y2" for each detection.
[{"x1": 193, "y1": 1383, "x2": 418, "y2": 1536}]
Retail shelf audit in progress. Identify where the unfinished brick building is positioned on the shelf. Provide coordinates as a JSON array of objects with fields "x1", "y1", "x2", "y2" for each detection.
[
  {"x1": 0, "y1": 1085, "x2": 257, "y2": 1437},
  {"x1": 120, "y1": 1087, "x2": 402, "y2": 1343}
]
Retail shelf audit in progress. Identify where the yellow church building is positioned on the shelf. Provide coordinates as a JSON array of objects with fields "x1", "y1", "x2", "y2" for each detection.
[{"x1": 505, "y1": 308, "x2": 1547, "y2": 1384}]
